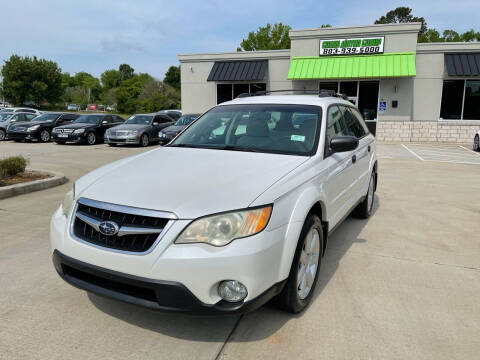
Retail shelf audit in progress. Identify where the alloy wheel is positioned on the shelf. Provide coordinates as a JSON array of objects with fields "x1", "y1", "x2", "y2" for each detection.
[
  {"x1": 40, "y1": 130, "x2": 50, "y2": 142},
  {"x1": 141, "y1": 134, "x2": 149, "y2": 147},
  {"x1": 0, "y1": 129, "x2": 5, "y2": 141},
  {"x1": 87, "y1": 133, "x2": 96, "y2": 145},
  {"x1": 297, "y1": 227, "x2": 320, "y2": 300}
]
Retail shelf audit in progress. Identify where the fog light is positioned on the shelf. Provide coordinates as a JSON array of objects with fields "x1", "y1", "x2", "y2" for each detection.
[{"x1": 218, "y1": 280, "x2": 248, "y2": 302}]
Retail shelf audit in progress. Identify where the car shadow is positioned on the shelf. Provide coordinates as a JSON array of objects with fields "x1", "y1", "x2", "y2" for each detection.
[{"x1": 88, "y1": 195, "x2": 380, "y2": 342}]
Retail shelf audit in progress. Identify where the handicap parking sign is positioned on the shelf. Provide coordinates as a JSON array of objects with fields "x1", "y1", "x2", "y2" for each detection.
[{"x1": 378, "y1": 101, "x2": 387, "y2": 113}]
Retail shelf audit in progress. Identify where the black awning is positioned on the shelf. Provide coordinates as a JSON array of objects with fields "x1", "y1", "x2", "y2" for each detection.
[
  {"x1": 445, "y1": 53, "x2": 480, "y2": 76},
  {"x1": 207, "y1": 60, "x2": 267, "y2": 81}
]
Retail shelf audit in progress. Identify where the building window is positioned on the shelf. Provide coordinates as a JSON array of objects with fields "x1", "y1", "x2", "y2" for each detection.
[
  {"x1": 440, "y1": 80, "x2": 464, "y2": 119},
  {"x1": 440, "y1": 80, "x2": 480, "y2": 120},
  {"x1": 463, "y1": 81, "x2": 480, "y2": 120},
  {"x1": 216, "y1": 83, "x2": 267, "y2": 104},
  {"x1": 217, "y1": 84, "x2": 233, "y2": 104}
]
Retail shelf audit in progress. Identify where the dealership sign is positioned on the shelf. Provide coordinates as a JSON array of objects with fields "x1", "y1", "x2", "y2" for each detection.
[{"x1": 320, "y1": 37, "x2": 384, "y2": 56}]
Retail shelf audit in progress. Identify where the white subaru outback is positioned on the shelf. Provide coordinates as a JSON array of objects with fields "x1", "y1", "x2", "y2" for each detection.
[{"x1": 51, "y1": 94, "x2": 377, "y2": 314}]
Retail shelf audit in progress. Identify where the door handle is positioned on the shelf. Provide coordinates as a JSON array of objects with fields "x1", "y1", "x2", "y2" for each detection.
[
  {"x1": 352, "y1": 155, "x2": 357, "y2": 164},
  {"x1": 368, "y1": 145, "x2": 371, "y2": 152}
]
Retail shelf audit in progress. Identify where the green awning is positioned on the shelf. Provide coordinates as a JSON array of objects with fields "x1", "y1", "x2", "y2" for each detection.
[{"x1": 287, "y1": 52, "x2": 416, "y2": 80}]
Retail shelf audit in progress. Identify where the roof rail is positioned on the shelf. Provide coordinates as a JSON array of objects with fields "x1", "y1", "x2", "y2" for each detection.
[
  {"x1": 318, "y1": 89, "x2": 350, "y2": 101},
  {"x1": 236, "y1": 89, "x2": 318, "y2": 98}
]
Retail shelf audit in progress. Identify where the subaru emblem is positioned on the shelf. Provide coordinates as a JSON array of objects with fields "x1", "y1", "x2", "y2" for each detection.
[{"x1": 98, "y1": 221, "x2": 119, "y2": 236}]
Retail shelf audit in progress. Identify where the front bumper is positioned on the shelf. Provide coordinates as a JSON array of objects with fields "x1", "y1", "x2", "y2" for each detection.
[
  {"x1": 50, "y1": 206, "x2": 289, "y2": 313},
  {"x1": 52, "y1": 132, "x2": 86, "y2": 143},
  {"x1": 6, "y1": 131, "x2": 31, "y2": 140},
  {"x1": 53, "y1": 250, "x2": 286, "y2": 314},
  {"x1": 105, "y1": 136, "x2": 140, "y2": 144}
]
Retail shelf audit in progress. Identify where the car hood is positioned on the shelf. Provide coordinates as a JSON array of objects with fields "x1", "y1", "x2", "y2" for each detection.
[
  {"x1": 56, "y1": 123, "x2": 96, "y2": 129},
  {"x1": 110, "y1": 124, "x2": 149, "y2": 131},
  {"x1": 76, "y1": 147, "x2": 309, "y2": 219},
  {"x1": 162, "y1": 125, "x2": 185, "y2": 133}
]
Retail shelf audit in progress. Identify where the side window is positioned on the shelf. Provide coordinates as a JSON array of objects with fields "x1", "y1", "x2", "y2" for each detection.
[
  {"x1": 341, "y1": 106, "x2": 366, "y2": 138},
  {"x1": 25, "y1": 114, "x2": 37, "y2": 121},
  {"x1": 326, "y1": 105, "x2": 348, "y2": 146},
  {"x1": 103, "y1": 116, "x2": 113, "y2": 124},
  {"x1": 115, "y1": 116, "x2": 124, "y2": 123},
  {"x1": 159, "y1": 116, "x2": 172, "y2": 124},
  {"x1": 349, "y1": 107, "x2": 370, "y2": 134}
]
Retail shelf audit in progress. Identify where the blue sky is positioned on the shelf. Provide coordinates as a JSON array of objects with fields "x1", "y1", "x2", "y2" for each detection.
[{"x1": 1, "y1": 0, "x2": 479, "y2": 80}]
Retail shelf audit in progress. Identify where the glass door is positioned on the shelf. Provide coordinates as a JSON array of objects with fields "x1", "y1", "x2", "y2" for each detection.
[{"x1": 358, "y1": 81, "x2": 379, "y2": 135}]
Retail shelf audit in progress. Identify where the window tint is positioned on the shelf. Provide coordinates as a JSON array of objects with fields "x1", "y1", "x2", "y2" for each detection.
[
  {"x1": 340, "y1": 106, "x2": 366, "y2": 138},
  {"x1": 326, "y1": 105, "x2": 348, "y2": 146},
  {"x1": 21, "y1": 109, "x2": 35, "y2": 113},
  {"x1": 103, "y1": 116, "x2": 113, "y2": 123},
  {"x1": 25, "y1": 114, "x2": 37, "y2": 121},
  {"x1": 463, "y1": 80, "x2": 480, "y2": 120},
  {"x1": 440, "y1": 80, "x2": 463, "y2": 120},
  {"x1": 159, "y1": 116, "x2": 172, "y2": 124},
  {"x1": 349, "y1": 107, "x2": 370, "y2": 134}
]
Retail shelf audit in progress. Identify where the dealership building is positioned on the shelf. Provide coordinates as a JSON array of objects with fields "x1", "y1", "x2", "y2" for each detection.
[{"x1": 178, "y1": 23, "x2": 480, "y2": 142}]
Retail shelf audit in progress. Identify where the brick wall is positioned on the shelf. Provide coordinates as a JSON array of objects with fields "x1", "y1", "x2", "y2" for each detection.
[{"x1": 376, "y1": 121, "x2": 480, "y2": 143}]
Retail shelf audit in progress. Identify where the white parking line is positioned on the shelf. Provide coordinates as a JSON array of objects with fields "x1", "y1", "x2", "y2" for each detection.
[
  {"x1": 401, "y1": 143, "x2": 424, "y2": 161},
  {"x1": 458, "y1": 145, "x2": 480, "y2": 157}
]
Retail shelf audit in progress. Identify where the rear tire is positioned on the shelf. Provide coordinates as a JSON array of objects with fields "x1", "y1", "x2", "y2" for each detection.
[
  {"x1": 352, "y1": 171, "x2": 376, "y2": 219},
  {"x1": 0, "y1": 129, "x2": 5, "y2": 141},
  {"x1": 474, "y1": 135, "x2": 479, "y2": 152},
  {"x1": 276, "y1": 214, "x2": 323, "y2": 313}
]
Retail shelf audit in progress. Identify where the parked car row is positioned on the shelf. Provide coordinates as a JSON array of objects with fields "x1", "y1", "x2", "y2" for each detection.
[{"x1": 0, "y1": 109, "x2": 201, "y2": 147}]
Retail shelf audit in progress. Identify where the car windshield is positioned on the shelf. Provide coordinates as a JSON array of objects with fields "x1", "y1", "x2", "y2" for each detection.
[
  {"x1": 73, "y1": 115, "x2": 102, "y2": 125},
  {"x1": 175, "y1": 114, "x2": 199, "y2": 126},
  {"x1": 170, "y1": 104, "x2": 321, "y2": 156},
  {"x1": 125, "y1": 115, "x2": 153, "y2": 125},
  {"x1": 32, "y1": 113, "x2": 59, "y2": 122},
  {"x1": 0, "y1": 113, "x2": 13, "y2": 121}
]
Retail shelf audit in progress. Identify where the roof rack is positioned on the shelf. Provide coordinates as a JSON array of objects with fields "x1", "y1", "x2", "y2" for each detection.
[{"x1": 237, "y1": 89, "x2": 350, "y2": 101}]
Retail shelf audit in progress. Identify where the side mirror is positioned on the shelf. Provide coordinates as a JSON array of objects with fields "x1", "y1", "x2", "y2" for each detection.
[
  {"x1": 330, "y1": 136, "x2": 358, "y2": 153},
  {"x1": 102, "y1": 120, "x2": 108, "y2": 125},
  {"x1": 152, "y1": 122, "x2": 159, "y2": 126}
]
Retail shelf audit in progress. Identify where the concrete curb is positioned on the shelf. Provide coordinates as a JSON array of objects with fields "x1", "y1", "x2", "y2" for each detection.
[{"x1": 0, "y1": 168, "x2": 68, "y2": 200}]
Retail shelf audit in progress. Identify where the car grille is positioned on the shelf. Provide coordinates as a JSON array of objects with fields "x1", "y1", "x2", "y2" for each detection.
[
  {"x1": 56, "y1": 128, "x2": 74, "y2": 134},
  {"x1": 72, "y1": 198, "x2": 172, "y2": 253},
  {"x1": 111, "y1": 130, "x2": 131, "y2": 136}
]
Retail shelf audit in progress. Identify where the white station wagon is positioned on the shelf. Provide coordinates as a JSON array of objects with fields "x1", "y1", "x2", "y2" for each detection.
[{"x1": 51, "y1": 92, "x2": 377, "y2": 314}]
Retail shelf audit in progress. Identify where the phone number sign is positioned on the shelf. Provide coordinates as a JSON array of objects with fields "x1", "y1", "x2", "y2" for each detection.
[{"x1": 320, "y1": 37, "x2": 384, "y2": 56}]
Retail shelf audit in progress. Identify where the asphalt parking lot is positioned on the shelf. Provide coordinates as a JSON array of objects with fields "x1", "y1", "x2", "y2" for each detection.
[{"x1": 1, "y1": 141, "x2": 479, "y2": 360}]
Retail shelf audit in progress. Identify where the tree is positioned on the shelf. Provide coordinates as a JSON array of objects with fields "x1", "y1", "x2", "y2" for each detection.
[
  {"x1": 114, "y1": 73, "x2": 153, "y2": 113},
  {"x1": 375, "y1": 7, "x2": 427, "y2": 34},
  {"x1": 320, "y1": 24, "x2": 332, "y2": 28},
  {"x1": 418, "y1": 29, "x2": 443, "y2": 43},
  {"x1": 119, "y1": 64, "x2": 135, "y2": 81},
  {"x1": 101, "y1": 69, "x2": 122, "y2": 90},
  {"x1": 164, "y1": 66, "x2": 180, "y2": 90},
  {"x1": 71, "y1": 72, "x2": 101, "y2": 102},
  {"x1": 137, "y1": 80, "x2": 181, "y2": 113},
  {"x1": 1, "y1": 55, "x2": 63, "y2": 106},
  {"x1": 237, "y1": 23, "x2": 292, "y2": 51}
]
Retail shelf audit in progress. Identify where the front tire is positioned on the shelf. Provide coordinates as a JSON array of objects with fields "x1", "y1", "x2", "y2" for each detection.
[
  {"x1": 0, "y1": 129, "x2": 5, "y2": 141},
  {"x1": 474, "y1": 135, "x2": 479, "y2": 152},
  {"x1": 140, "y1": 133, "x2": 149, "y2": 147},
  {"x1": 86, "y1": 132, "x2": 96, "y2": 145},
  {"x1": 276, "y1": 215, "x2": 323, "y2": 313},
  {"x1": 39, "y1": 129, "x2": 51, "y2": 143}
]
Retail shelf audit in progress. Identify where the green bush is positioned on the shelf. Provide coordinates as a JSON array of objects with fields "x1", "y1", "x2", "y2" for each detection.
[{"x1": 0, "y1": 155, "x2": 28, "y2": 177}]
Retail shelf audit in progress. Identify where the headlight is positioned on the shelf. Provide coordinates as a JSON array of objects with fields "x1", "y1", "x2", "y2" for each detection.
[
  {"x1": 73, "y1": 128, "x2": 85, "y2": 134},
  {"x1": 62, "y1": 185, "x2": 75, "y2": 217},
  {"x1": 27, "y1": 124, "x2": 40, "y2": 131},
  {"x1": 176, "y1": 205, "x2": 272, "y2": 247}
]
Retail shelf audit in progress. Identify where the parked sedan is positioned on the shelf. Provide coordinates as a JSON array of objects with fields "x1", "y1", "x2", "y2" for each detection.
[
  {"x1": 0, "y1": 107, "x2": 41, "y2": 115},
  {"x1": 52, "y1": 114, "x2": 124, "y2": 145},
  {"x1": 157, "y1": 109, "x2": 182, "y2": 120},
  {"x1": 158, "y1": 113, "x2": 200, "y2": 144},
  {"x1": 105, "y1": 113, "x2": 174, "y2": 147},
  {"x1": 0, "y1": 112, "x2": 38, "y2": 141},
  {"x1": 7, "y1": 112, "x2": 79, "y2": 142}
]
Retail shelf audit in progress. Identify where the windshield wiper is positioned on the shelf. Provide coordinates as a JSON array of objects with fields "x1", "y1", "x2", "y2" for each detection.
[{"x1": 218, "y1": 145, "x2": 261, "y2": 153}]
